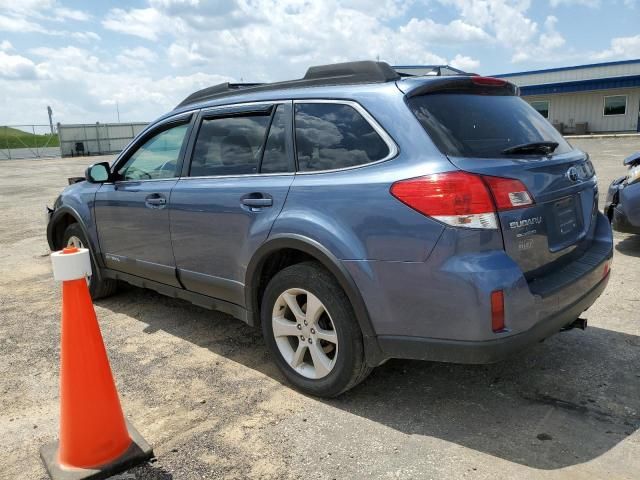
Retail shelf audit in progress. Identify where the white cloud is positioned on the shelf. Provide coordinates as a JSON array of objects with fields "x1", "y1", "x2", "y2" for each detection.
[
  {"x1": 116, "y1": 46, "x2": 158, "y2": 69},
  {"x1": 511, "y1": 14, "x2": 566, "y2": 63},
  {"x1": 0, "y1": 40, "x2": 13, "y2": 51},
  {"x1": 0, "y1": 0, "x2": 90, "y2": 21},
  {"x1": 439, "y1": 0, "x2": 572, "y2": 64},
  {"x1": 1, "y1": 44, "x2": 232, "y2": 123},
  {"x1": 103, "y1": 0, "x2": 487, "y2": 82},
  {"x1": 0, "y1": 50, "x2": 41, "y2": 80},
  {"x1": 593, "y1": 34, "x2": 640, "y2": 60},
  {"x1": 400, "y1": 18, "x2": 491, "y2": 44},
  {"x1": 52, "y1": 7, "x2": 91, "y2": 22},
  {"x1": 0, "y1": 15, "x2": 44, "y2": 33},
  {"x1": 103, "y1": 8, "x2": 175, "y2": 41},
  {"x1": 450, "y1": 54, "x2": 480, "y2": 71},
  {"x1": 167, "y1": 43, "x2": 207, "y2": 68}
]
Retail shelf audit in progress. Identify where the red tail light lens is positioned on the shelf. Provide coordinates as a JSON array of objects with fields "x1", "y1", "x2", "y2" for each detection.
[
  {"x1": 483, "y1": 175, "x2": 533, "y2": 210},
  {"x1": 491, "y1": 290, "x2": 505, "y2": 332},
  {"x1": 390, "y1": 172, "x2": 497, "y2": 229},
  {"x1": 471, "y1": 76, "x2": 507, "y2": 86},
  {"x1": 390, "y1": 172, "x2": 534, "y2": 229}
]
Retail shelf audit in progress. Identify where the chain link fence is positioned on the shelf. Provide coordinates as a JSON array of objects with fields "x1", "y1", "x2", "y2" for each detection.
[{"x1": 0, "y1": 125, "x2": 60, "y2": 160}]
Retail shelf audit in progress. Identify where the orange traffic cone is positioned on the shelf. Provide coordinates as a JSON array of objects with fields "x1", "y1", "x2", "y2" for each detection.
[{"x1": 40, "y1": 247, "x2": 152, "y2": 480}]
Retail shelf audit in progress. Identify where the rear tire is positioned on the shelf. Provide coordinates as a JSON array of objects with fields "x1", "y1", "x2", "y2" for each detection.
[
  {"x1": 61, "y1": 223, "x2": 118, "y2": 300},
  {"x1": 261, "y1": 261, "x2": 372, "y2": 397}
]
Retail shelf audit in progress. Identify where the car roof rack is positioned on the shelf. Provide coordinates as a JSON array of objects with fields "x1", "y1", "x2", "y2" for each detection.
[
  {"x1": 175, "y1": 60, "x2": 401, "y2": 109},
  {"x1": 176, "y1": 82, "x2": 264, "y2": 109}
]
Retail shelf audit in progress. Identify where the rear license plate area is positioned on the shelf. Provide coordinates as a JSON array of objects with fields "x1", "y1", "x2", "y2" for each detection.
[{"x1": 548, "y1": 195, "x2": 582, "y2": 250}]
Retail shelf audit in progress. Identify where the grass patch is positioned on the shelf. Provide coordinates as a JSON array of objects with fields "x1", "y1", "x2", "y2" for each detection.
[{"x1": 0, "y1": 126, "x2": 60, "y2": 149}]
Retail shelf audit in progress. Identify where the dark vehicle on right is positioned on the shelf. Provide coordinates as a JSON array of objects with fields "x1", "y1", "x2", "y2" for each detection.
[{"x1": 606, "y1": 151, "x2": 640, "y2": 234}]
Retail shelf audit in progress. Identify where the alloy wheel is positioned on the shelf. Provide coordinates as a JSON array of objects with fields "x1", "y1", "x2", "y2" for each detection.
[{"x1": 272, "y1": 288, "x2": 338, "y2": 379}]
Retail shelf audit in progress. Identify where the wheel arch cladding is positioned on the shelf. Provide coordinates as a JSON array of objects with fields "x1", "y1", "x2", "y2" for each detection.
[
  {"x1": 245, "y1": 235, "x2": 383, "y2": 365},
  {"x1": 48, "y1": 206, "x2": 105, "y2": 278}
]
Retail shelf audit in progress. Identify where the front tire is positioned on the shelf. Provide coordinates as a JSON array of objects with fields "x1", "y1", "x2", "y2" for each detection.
[
  {"x1": 261, "y1": 261, "x2": 371, "y2": 397},
  {"x1": 61, "y1": 223, "x2": 117, "y2": 300}
]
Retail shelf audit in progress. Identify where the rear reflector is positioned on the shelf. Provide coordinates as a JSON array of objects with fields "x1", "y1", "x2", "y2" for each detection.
[
  {"x1": 471, "y1": 76, "x2": 507, "y2": 87},
  {"x1": 603, "y1": 261, "x2": 610, "y2": 278},
  {"x1": 390, "y1": 172, "x2": 534, "y2": 229},
  {"x1": 491, "y1": 290, "x2": 505, "y2": 332}
]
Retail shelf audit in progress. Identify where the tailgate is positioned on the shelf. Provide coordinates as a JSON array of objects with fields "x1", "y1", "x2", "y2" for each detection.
[{"x1": 450, "y1": 151, "x2": 598, "y2": 277}]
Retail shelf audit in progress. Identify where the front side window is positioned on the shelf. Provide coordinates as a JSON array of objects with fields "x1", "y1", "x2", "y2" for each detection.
[
  {"x1": 118, "y1": 123, "x2": 189, "y2": 181},
  {"x1": 530, "y1": 100, "x2": 550, "y2": 119},
  {"x1": 190, "y1": 113, "x2": 270, "y2": 177},
  {"x1": 604, "y1": 95, "x2": 626, "y2": 116},
  {"x1": 294, "y1": 103, "x2": 390, "y2": 172}
]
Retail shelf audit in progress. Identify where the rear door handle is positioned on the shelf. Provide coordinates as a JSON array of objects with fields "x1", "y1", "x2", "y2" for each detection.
[
  {"x1": 145, "y1": 194, "x2": 167, "y2": 208},
  {"x1": 242, "y1": 198, "x2": 273, "y2": 207},
  {"x1": 241, "y1": 193, "x2": 273, "y2": 208}
]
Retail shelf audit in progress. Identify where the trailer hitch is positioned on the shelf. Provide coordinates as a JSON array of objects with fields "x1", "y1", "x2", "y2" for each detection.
[{"x1": 560, "y1": 318, "x2": 588, "y2": 332}]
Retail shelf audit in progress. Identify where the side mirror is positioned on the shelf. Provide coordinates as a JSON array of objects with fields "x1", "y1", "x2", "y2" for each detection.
[{"x1": 85, "y1": 162, "x2": 111, "y2": 183}]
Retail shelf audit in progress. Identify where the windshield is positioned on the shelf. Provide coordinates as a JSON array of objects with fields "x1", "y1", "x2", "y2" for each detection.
[{"x1": 408, "y1": 94, "x2": 572, "y2": 158}]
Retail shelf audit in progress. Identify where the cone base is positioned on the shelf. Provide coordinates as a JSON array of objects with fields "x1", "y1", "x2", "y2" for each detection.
[{"x1": 39, "y1": 420, "x2": 153, "y2": 480}]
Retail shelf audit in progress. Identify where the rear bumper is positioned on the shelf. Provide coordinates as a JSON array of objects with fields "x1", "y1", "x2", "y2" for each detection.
[
  {"x1": 345, "y1": 212, "x2": 613, "y2": 366},
  {"x1": 376, "y1": 270, "x2": 609, "y2": 364}
]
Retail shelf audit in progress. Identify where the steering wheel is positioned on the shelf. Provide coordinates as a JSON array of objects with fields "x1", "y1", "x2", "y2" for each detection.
[{"x1": 124, "y1": 166, "x2": 152, "y2": 180}]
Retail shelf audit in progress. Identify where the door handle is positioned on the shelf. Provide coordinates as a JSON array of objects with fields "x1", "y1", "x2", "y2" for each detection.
[
  {"x1": 241, "y1": 198, "x2": 273, "y2": 207},
  {"x1": 145, "y1": 194, "x2": 167, "y2": 208},
  {"x1": 241, "y1": 193, "x2": 273, "y2": 209}
]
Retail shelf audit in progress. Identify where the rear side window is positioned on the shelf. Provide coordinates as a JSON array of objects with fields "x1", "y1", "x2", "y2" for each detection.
[
  {"x1": 409, "y1": 94, "x2": 572, "y2": 158},
  {"x1": 294, "y1": 103, "x2": 390, "y2": 172},
  {"x1": 190, "y1": 114, "x2": 270, "y2": 176},
  {"x1": 260, "y1": 105, "x2": 291, "y2": 174}
]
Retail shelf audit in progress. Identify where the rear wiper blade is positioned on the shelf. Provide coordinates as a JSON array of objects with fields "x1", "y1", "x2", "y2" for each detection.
[{"x1": 502, "y1": 141, "x2": 559, "y2": 155}]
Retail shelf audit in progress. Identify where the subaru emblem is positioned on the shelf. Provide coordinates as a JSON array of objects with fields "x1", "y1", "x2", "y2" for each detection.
[{"x1": 566, "y1": 166, "x2": 579, "y2": 182}]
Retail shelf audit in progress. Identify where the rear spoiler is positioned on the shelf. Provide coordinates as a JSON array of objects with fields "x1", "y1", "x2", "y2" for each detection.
[{"x1": 403, "y1": 76, "x2": 519, "y2": 98}]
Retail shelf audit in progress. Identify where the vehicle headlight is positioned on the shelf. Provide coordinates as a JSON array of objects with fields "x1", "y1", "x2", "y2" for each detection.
[{"x1": 627, "y1": 165, "x2": 640, "y2": 185}]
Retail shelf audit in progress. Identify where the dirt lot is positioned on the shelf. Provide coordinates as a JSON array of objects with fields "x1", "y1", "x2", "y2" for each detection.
[{"x1": 1, "y1": 137, "x2": 639, "y2": 480}]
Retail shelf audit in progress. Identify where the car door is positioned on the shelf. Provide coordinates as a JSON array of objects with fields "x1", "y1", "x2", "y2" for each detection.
[
  {"x1": 95, "y1": 114, "x2": 194, "y2": 287},
  {"x1": 170, "y1": 102, "x2": 295, "y2": 305}
]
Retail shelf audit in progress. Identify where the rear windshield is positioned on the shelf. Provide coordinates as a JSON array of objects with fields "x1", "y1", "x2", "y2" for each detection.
[{"x1": 408, "y1": 94, "x2": 572, "y2": 158}]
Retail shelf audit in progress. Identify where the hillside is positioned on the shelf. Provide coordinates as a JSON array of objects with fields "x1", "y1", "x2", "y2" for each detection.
[{"x1": 0, "y1": 126, "x2": 60, "y2": 149}]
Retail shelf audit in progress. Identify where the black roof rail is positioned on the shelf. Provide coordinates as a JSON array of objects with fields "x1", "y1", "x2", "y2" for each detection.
[
  {"x1": 175, "y1": 82, "x2": 264, "y2": 109},
  {"x1": 175, "y1": 61, "x2": 401, "y2": 109}
]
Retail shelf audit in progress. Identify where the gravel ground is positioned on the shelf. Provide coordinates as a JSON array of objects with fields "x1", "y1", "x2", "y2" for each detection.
[{"x1": 1, "y1": 137, "x2": 639, "y2": 480}]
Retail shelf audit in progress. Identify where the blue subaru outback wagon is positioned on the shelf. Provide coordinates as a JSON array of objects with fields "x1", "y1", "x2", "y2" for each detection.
[{"x1": 46, "y1": 61, "x2": 613, "y2": 397}]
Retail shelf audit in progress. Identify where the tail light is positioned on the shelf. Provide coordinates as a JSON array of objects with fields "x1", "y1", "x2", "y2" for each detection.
[
  {"x1": 471, "y1": 76, "x2": 507, "y2": 87},
  {"x1": 390, "y1": 171, "x2": 533, "y2": 229}
]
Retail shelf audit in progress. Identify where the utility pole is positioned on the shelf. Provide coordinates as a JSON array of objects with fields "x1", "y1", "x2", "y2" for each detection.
[
  {"x1": 116, "y1": 101, "x2": 121, "y2": 123},
  {"x1": 47, "y1": 106, "x2": 54, "y2": 134}
]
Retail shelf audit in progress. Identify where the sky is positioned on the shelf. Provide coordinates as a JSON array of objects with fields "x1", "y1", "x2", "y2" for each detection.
[{"x1": 0, "y1": 0, "x2": 639, "y2": 126}]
